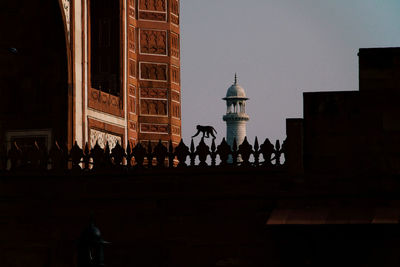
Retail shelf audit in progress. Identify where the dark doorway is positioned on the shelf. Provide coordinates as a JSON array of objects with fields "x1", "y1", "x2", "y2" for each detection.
[{"x1": 0, "y1": 0, "x2": 69, "y2": 147}]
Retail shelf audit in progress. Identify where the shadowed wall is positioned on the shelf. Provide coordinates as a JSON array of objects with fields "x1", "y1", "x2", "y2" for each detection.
[{"x1": 0, "y1": 0, "x2": 68, "y2": 145}]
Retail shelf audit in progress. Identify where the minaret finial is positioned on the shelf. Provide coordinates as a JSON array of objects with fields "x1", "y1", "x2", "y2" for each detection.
[{"x1": 234, "y1": 73, "x2": 237, "y2": 84}]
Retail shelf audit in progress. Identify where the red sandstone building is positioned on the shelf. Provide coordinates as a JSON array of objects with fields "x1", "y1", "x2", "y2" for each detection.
[{"x1": 0, "y1": 0, "x2": 181, "y2": 150}]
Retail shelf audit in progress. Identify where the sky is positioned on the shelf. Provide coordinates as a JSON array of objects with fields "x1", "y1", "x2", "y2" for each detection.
[{"x1": 179, "y1": 0, "x2": 400, "y2": 144}]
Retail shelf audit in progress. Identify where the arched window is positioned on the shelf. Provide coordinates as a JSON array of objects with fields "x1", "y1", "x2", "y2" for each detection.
[{"x1": 90, "y1": 0, "x2": 121, "y2": 96}]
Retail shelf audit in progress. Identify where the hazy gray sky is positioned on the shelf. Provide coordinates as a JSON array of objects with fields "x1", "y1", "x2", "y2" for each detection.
[{"x1": 180, "y1": 0, "x2": 400, "y2": 144}]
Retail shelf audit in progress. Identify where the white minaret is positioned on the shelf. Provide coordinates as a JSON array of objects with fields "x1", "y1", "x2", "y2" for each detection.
[{"x1": 223, "y1": 74, "x2": 249, "y2": 148}]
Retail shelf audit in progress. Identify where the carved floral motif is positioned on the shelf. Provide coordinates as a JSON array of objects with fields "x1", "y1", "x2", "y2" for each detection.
[
  {"x1": 171, "y1": 33, "x2": 180, "y2": 58},
  {"x1": 171, "y1": 66, "x2": 180, "y2": 84},
  {"x1": 140, "y1": 63, "x2": 167, "y2": 81},
  {"x1": 90, "y1": 129, "x2": 122, "y2": 149},
  {"x1": 140, "y1": 30, "x2": 167, "y2": 55},
  {"x1": 172, "y1": 102, "x2": 181, "y2": 118},
  {"x1": 140, "y1": 123, "x2": 169, "y2": 134},
  {"x1": 139, "y1": 0, "x2": 166, "y2": 12},
  {"x1": 140, "y1": 99, "x2": 168, "y2": 116},
  {"x1": 139, "y1": 12, "x2": 166, "y2": 21},
  {"x1": 171, "y1": 0, "x2": 179, "y2": 15},
  {"x1": 128, "y1": 26, "x2": 135, "y2": 51},
  {"x1": 88, "y1": 88, "x2": 124, "y2": 117},
  {"x1": 170, "y1": 0, "x2": 180, "y2": 25},
  {"x1": 140, "y1": 88, "x2": 167, "y2": 99}
]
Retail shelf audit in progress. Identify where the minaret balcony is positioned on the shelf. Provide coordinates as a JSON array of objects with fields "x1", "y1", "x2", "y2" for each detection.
[{"x1": 223, "y1": 113, "x2": 250, "y2": 122}]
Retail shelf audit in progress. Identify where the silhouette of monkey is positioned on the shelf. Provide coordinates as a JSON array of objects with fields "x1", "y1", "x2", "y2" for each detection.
[{"x1": 192, "y1": 125, "x2": 217, "y2": 139}]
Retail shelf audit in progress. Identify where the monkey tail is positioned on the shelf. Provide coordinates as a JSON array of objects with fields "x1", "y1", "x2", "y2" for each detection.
[{"x1": 213, "y1": 127, "x2": 217, "y2": 134}]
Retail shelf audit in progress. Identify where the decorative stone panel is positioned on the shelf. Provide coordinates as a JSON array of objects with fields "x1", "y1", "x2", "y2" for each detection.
[
  {"x1": 170, "y1": 0, "x2": 179, "y2": 25},
  {"x1": 140, "y1": 99, "x2": 168, "y2": 116},
  {"x1": 138, "y1": 0, "x2": 167, "y2": 21},
  {"x1": 140, "y1": 123, "x2": 169, "y2": 134},
  {"x1": 129, "y1": 59, "x2": 136, "y2": 78},
  {"x1": 128, "y1": 0, "x2": 135, "y2": 18},
  {"x1": 139, "y1": 12, "x2": 166, "y2": 21},
  {"x1": 171, "y1": 91, "x2": 180, "y2": 102},
  {"x1": 171, "y1": 65, "x2": 180, "y2": 84},
  {"x1": 128, "y1": 26, "x2": 135, "y2": 52},
  {"x1": 170, "y1": 32, "x2": 180, "y2": 58},
  {"x1": 129, "y1": 96, "x2": 136, "y2": 114},
  {"x1": 129, "y1": 85, "x2": 136, "y2": 97},
  {"x1": 139, "y1": 62, "x2": 167, "y2": 81},
  {"x1": 171, "y1": 0, "x2": 179, "y2": 15},
  {"x1": 139, "y1": 0, "x2": 166, "y2": 12},
  {"x1": 88, "y1": 88, "x2": 124, "y2": 117},
  {"x1": 140, "y1": 29, "x2": 167, "y2": 55},
  {"x1": 171, "y1": 15, "x2": 179, "y2": 25},
  {"x1": 172, "y1": 102, "x2": 181, "y2": 118},
  {"x1": 140, "y1": 88, "x2": 167, "y2": 99},
  {"x1": 90, "y1": 128, "x2": 122, "y2": 149}
]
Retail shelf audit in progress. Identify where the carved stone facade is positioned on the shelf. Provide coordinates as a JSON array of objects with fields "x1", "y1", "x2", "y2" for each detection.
[
  {"x1": 170, "y1": 32, "x2": 180, "y2": 58},
  {"x1": 140, "y1": 99, "x2": 168, "y2": 116},
  {"x1": 140, "y1": 88, "x2": 168, "y2": 99},
  {"x1": 140, "y1": 29, "x2": 167, "y2": 55},
  {"x1": 0, "y1": 0, "x2": 181, "y2": 150},
  {"x1": 89, "y1": 128, "x2": 122, "y2": 149},
  {"x1": 128, "y1": 26, "x2": 135, "y2": 51},
  {"x1": 129, "y1": 96, "x2": 136, "y2": 114},
  {"x1": 171, "y1": 91, "x2": 180, "y2": 102},
  {"x1": 172, "y1": 102, "x2": 181, "y2": 119},
  {"x1": 138, "y1": 0, "x2": 167, "y2": 22},
  {"x1": 7, "y1": 0, "x2": 182, "y2": 149},
  {"x1": 88, "y1": 88, "x2": 124, "y2": 117},
  {"x1": 171, "y1": 65, "x2": 180, "y2": 84},
  {"x1": 140, "y1": 123, "x2": 169, "y2": 134},
  {"x1": 140, "y1": 63, "x2": 167, "y2": 81},
  {"x1": 170, "y1": 0, "x2": 179, "y2": 25},
  {"x1": 171, "y1": 0, "x2": 179, "y2": 15},
  {"x1": 140, "y1": 87, "x2": 168, "y2": 117},
  {"x1": 127, "y1": 0, "x2": 182, "y2": 146},
  {"x1": 129, "y1": 59, "x2": 136, "y2": 78},
  {"x1": 139, "y1": 0, "x2": 166, "y2": 12},
  {"x1": 128, "y1": 0, "x2": 135, "y2": 18}
]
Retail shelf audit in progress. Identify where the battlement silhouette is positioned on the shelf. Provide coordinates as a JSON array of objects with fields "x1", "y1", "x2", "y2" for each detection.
[{"x1": 0, "y1": 137, "x2": 287, "y2": 172}]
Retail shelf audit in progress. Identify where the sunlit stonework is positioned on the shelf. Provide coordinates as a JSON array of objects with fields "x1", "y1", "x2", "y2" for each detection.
[{"x1": 90, "y1": 129, "x2": 122, "y2": 149}]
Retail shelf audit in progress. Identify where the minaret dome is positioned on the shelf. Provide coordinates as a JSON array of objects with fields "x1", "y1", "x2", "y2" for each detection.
[{"x1": 222, "y1": 74, "x2": 250, "y2": 148}]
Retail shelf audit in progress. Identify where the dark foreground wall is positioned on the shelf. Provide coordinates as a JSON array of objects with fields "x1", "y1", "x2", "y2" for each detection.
[{"x1": 0, "y1": 168, "x2": 400, "y2": 267}]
